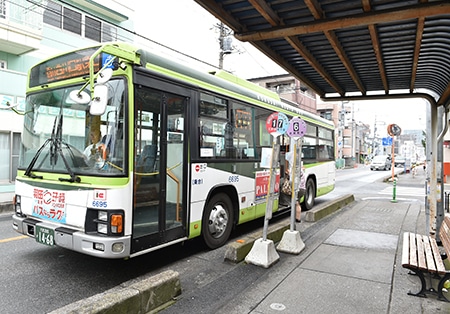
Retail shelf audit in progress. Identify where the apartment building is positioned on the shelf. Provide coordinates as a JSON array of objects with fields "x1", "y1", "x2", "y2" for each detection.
[{"x1": 0, "y1": 0, "x2": 134, "y2": 184}]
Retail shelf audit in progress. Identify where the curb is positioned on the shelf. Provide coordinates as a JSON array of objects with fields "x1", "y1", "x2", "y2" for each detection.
[
  {"x1": 304, "y1": 194, "x2": 354, "y2": 222},
  {"x1": 14, "y1": 195, "x2": 356, "y2": 312},
  {"x1": 49, "y1": 270, "x2": 181, "y2": 314},
  {"x1": 224, "y1": 194, "x2": 355, "y2": 263},
  {"x1": 0, "y1": 202, "x2": 13, "y2": 214},
  {"x1": 224, "y1": 219, "x2": 290, "y2": 263}
]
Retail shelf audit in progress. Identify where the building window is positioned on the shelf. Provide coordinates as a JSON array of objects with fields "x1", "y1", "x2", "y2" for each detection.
[
  {"x1": 0, "y1": 0, "x2": 6, "y2": 19},
  {"x1": 266, "y1": 82, "x2": 293, "y2": 93},
  {"x1": 43, "y1": 0, "x2": 62, "y2": 28},
  {"x1": 44, "y1": 1, "x2": 117, "y2": 42},
  {"x1": 320, "y1": 111, "x2": 332, "y2": 121},
  {"x1": 63, "y1": 7, "x2": 81, "y2": 35},
  {"x1": 102, "y1": 23, "x2": 117, "y2": 42},
  {"x1": 85, "y1": 16, "x2": 101, "y2": 41},
  {"x1": 11, "y1": 132, "x2": 20, "y2": 181},
  {"x1": 0, "y1": 131, "x2": 20, "y2": 182}
]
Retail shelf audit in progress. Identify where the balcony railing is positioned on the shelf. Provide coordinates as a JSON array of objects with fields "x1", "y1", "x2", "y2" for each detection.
[{"x1": 0, "y1": 0, "x2": 42, "y2": 55}]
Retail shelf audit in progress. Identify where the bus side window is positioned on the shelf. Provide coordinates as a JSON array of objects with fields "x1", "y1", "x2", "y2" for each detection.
[
  {"x1": 302, "y1": 145, "x2": 316, "y2": 159},
  {"x1": 318, "y1": 145, "x2": 328, "y2": 160}
]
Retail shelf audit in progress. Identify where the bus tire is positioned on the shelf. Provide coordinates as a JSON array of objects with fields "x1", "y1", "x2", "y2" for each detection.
[
  {"x1": 301, "y1": 177, "x2": 316, "y2": 211},
  {"x1": 202, "y1": 193, "x2": 234, "y2": 249}
]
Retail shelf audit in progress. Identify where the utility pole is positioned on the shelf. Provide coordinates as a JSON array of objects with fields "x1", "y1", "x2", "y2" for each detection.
[{"x1": 218, "y1": 22, "x2": 232, "y2": 69}]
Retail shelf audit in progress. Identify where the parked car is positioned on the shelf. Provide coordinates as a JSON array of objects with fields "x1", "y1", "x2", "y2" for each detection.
[
  {"x1": 394, "y1": 156, "x2": 406, "y2": 167},
  {"x1": 370, "y1": 155, "x2": 392, "y2": 171}
]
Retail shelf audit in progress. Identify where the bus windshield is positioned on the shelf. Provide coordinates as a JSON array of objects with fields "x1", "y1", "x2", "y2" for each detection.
[{"x1": 19, "y1": 78, "x2": 126, "y2": 177}]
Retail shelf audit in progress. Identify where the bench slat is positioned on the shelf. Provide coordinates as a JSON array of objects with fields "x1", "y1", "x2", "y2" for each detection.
[
  {"x1": 401, "y1": 232, "x2": 410, "y2": 267},
  {"x1": 430, "y1": 237, "x2": 446, "y2": 274},
  {"x1": 416, "y1": 234, "x2": 427, "y2": 270},
  {"x1": 440, "y1": 215, "x2": 450, "y2": 259},
  {"x1": 409, "y1": 232, "x2": 418, "y2": 267},
  {"x1": 422, "y1": 235, "x2": 437, "y2": 273}
]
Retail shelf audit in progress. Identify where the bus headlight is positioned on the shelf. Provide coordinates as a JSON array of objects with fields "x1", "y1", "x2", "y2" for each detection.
[
  {"x1": 93, "y1": 242, "x2": 105, "y2": 251},
  {"x1": 86, "y1": 209, "x2": 124, "y2": 236},
  {"x1": 112, "y1": 242, "x2": 124, "y2": 253},
  {"x1": 97, "y1": 223, "x2": 108, "y2": 234},
  {"x1": 98, "y1": 211, "x2": 108, "y2": 221}
]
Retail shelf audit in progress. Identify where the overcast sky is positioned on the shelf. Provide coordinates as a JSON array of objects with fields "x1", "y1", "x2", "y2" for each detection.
[
  {"x1": 134, "y1": 0, "x2": 286, "y2": 78},
  {"x1": 134, "y1": 1, "x2": 428, "y2": 134}
]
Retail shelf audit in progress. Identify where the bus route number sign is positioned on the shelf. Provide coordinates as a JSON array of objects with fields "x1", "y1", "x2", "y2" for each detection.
[
  {"x1": 266, "y1": 112, "x2": 289, "y2": 137},
  {"x1": 287, "y1": 117, "x2": 307, "y2": 139}
]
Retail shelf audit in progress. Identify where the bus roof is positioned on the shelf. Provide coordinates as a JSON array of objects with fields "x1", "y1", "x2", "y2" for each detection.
[
  {"x1": 136, "y1": 44, "x2": 334, "y2": 129},
  {"x1": 29, "y1": 41, "x2": 335, "y2": 129}
]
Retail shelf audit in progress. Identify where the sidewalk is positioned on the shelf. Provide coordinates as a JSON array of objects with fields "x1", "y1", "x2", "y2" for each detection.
[
  {"x1": 217, "y1": 200, "x2": 439, "y2": 313},
  {"x1": 212, "y1": 174, "x2": 450, "y2": 313}
]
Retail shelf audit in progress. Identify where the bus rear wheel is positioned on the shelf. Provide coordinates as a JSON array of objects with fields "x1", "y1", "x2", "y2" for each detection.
[
  {"x1": 301, "y1": 178, "x2": 316, "y2": 211},
  {"x1": 202, "y1": 193, "x2": 234, "y2": 249}
]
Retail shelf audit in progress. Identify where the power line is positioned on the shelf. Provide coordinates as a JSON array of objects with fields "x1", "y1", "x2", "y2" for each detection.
[{"x1": 19, "y1": 0, "x2": 220, "y2": 70}]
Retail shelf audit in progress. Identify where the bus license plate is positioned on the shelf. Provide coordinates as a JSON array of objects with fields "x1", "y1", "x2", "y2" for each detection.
[{"x1": 36, "y1": 225, "x2": 55, "y2": 246}]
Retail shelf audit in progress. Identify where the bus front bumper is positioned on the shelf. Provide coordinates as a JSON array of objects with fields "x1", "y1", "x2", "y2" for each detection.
[{"x1": 12, "y1": 214, "x2": 131, "y2": 259}]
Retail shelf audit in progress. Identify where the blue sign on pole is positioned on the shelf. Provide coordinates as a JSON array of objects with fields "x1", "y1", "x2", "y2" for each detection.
[{"x1": 382, "y1": 137, "x2": 393, "y2": 146}]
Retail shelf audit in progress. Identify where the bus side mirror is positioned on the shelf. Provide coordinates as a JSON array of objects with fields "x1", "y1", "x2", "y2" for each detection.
[
  {"x1": 69, "y1": 90, "x2": 91, "y2": 105},
  {"x1": 0, "y1": 101, "x2": 29, "y2": 115},
  {"x1": 0, "y1": 101, "x2": 19, "y2": 110},
  {"x1": 90, "y1": 84, "x2": 108, "y2": 116}
]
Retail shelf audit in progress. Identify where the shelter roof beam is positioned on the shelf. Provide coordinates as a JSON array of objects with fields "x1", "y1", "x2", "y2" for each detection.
[{"x1": 235, "y1": 3, "x2": 450, "y2": 42}]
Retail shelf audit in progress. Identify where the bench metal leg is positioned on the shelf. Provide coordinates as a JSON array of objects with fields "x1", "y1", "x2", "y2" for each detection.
[
  {"x1": 406, "y1": 268, "x2": 450, "y2": 302},
  {"x1": 406, "y1": 269, "x2": 429, "y2": 298},
  {"x1": 437, "y1": 273, "x2": 450, "y2": 302}
]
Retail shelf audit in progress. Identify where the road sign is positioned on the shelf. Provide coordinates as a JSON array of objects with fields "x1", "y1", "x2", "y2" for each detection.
[
  {"x1": 387, "y1": 124, "x2": 402, "y2": 136},
  {"x1": 382, "y1": 137, "x2": 393, "y2": 146}
]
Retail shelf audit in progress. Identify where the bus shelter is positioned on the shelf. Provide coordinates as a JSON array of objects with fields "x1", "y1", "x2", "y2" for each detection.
[{"x1": 194, "y1": 0, "x2": 450, "y2": 237}]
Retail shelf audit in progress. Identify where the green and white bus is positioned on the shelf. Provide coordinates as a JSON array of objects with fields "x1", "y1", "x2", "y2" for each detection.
[{"x1": 12, "y1": 42, "x2": 335, "y2": 259}]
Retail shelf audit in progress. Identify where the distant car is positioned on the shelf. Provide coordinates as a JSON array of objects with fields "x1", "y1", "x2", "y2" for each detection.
[
  {"x1": 370, "y1": 155, "x2": 391, "y2": 171},
  {"x1": 394, "y1": 156, "x2": 406, "y2": 167}
]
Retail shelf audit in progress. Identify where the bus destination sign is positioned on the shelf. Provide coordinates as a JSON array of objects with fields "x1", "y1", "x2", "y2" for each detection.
[{"x1": 29, "y1": 47, "x2": 108, "y2": 87}]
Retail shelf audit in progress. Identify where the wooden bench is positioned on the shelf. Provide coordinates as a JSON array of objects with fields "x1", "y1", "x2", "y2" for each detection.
[{"x1": 402, "y1": 214, "x2": 450, "y2": 301}]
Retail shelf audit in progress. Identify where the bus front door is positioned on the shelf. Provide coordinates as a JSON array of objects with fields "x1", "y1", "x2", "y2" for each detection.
[{"x1": 132, "y1": 82, "x2": 188, "y2": 254}]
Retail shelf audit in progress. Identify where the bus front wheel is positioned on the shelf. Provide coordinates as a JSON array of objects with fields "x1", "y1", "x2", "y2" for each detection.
[
  {"x1": 202, "y1": 193, "x2": 234, "y2": 249},
  {"x1": 301, "y1": 178, "x2": 316, "y2": 211}
]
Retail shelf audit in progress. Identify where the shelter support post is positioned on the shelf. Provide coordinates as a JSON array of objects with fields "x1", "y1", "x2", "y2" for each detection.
[
  {"x1": 436, "y1": 105, "x2": 449, "y2": 241},
  {"x1": 429, "y1": 104, "x2": 438, "y2": 235}
]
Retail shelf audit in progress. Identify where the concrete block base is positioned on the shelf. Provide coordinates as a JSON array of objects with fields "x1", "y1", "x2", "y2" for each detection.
[
  {"x1": 277, "y1": 229, "x2": 305, "y2": 254},
  {"x1": 245, "y1": 238, "x2": 280, "y2": 268}
]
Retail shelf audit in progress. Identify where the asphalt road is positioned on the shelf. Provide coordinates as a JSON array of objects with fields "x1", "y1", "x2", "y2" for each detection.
[{"x1": 0, "y1": 165, "x2": 426, "y2": 313}]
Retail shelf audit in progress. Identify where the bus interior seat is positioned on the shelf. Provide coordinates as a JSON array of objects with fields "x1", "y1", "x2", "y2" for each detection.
[{"x1": 138, "y1": 144, "x2": 157, "y2": 172}]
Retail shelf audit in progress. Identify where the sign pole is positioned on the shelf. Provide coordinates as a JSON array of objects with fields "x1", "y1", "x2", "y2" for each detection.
[
  {"x1": 277, "y1": 117, "x2": 306, "y2": 254},
  {"x1": 262, "y1": 137, "x2": 279, "y2": 241},
  {"x1": 387, "y1": 124, "x2": 401, "y2": 203},
  {"x1": 246, "y1": 112, "x2": 289, "y2": 268}
]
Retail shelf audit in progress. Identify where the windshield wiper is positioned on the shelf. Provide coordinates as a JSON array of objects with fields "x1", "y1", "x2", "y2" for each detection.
[
  {"x1": 24, "y1": 116, "x2": 58, "y2": 178},
  {"x1": 24, "y1": 139, "x2": 50, "y2": 178},
  {"x1": 53, "y1": 115, "x2": 81, "y2": 183},
  {"x1": 25, "y1": 113, "x2": 81, "y2": 183}
]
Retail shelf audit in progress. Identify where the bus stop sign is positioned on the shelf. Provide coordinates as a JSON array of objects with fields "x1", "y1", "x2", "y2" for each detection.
[
  {"x1": 286, "y1": 117, "x2": 306, "y2": 139},
  {"x1": 266, "y1": 112, "x2": 289, "y2": 137}
]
